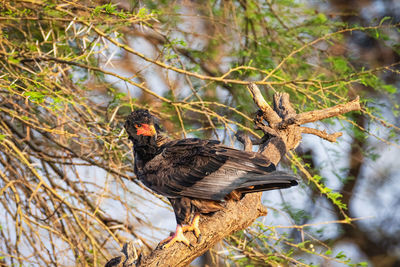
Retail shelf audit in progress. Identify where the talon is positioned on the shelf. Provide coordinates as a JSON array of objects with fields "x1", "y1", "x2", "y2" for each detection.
[
  {"x1": 182, "y1": 214, "x2": 201, "y2": 239},
  {"x1": 160, "y1": 225, "x2": 190, "y2": 249}
]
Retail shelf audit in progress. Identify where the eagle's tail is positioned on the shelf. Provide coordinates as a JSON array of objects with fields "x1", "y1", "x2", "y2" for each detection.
[{"x1": 236, "y1": 171, "x2": 298, "y2": 194}]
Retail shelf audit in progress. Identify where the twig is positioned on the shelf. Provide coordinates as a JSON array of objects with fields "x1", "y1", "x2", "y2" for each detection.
[{"x1": 300, "y1": 127, "x2": 343, "y2": 142}]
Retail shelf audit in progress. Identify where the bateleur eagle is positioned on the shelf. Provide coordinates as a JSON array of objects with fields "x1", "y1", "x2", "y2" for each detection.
[{"x1": 125, "y1": 109, "x2": 298, "y2": 248}]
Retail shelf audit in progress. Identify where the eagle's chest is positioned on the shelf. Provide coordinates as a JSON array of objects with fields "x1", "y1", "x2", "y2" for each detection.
[{"x1": 134, "y1": 154, "x2": 168, "y2": 194}]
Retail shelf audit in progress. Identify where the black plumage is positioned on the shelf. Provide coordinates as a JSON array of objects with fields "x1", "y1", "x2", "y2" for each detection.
[{"x1": 125, "y1": 109, "x2": 298, "y2": 246}]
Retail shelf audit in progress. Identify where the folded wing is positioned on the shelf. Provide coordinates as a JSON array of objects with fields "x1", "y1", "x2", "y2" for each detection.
[{"x1": 143, "y1": 138, "x2": 298, "y2": 201}]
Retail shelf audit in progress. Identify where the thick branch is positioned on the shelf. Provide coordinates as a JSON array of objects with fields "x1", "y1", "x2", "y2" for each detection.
[
  {"x1": 110, "y1": 193, "x2": 267, "y2": 267},
  {"x1": 296, "y1": 96, "x2": 360, "y2": 125},
  {"x1": 273, "y1": 92, "x2": 297, "y2": 120},
  {"x1": 248, "y1": 83, "x2": 360, "y2": 152},
  {"x1": 248, "y1": 83, "x2": 282, "y2": 125}
]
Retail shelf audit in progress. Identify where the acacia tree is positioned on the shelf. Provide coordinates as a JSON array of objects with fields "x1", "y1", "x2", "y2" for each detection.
[{"x1": 0, "y1": 0, "x2": 399, "y2": 266}]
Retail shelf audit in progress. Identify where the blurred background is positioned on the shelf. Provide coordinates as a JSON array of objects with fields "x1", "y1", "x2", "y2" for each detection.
[{"x1": 0, "y1": 0, "x2": 399, "y2": 266}]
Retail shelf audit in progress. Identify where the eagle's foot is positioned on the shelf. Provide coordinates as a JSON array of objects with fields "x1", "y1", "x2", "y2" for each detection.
[
  {"x1": 182, "y1": 214, "x2": 201, "y2": 239},
  {"x1": 160, "y1": 225, "x2": 191, "y2": 249}
]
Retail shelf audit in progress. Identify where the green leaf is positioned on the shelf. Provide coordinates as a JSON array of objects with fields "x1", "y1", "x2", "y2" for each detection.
[
  {"x1": 327, "y1": 56, "x2": 350, "y2": 74},
  {"x1": 137, "y1": 8, "x2": 149, "y2": 18},
  {"x1": 8, "y1": 56, "x2": 20, "y2": 64},
  {"x1": 25, "y1": 91, "x2": 45, "y2": 103},
  {"x1": 315, "y1": 13, "x2": 327, "y2": 24},
  {"x1": 379, "y1": 16, "x2": 392, "y2": 26},
  {"x1": 382, "y1": 84, "x2": 397, "y2": 94},
  {"x1": 335, "y1": 251, "x2": 347, "y2": 259}
]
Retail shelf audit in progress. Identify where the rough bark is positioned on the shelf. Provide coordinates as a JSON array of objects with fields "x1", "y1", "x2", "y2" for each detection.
[{"x1": 105, "y1": 84, "x2": 361, "y2": 267}]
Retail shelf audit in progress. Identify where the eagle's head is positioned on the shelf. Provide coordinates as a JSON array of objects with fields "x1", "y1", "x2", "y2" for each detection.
[{"x1": 125, "y1": 109, "x2": 159, "y2": 144}]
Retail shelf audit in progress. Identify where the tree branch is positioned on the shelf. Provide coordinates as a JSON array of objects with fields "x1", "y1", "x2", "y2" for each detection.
[
  {"x1": 295, "y1": 96, "x2": 360, "y2": 125},
  {"x1": 248, "y1": 83, "x2": 360, "y2": 151},
  {"x1": 136, "y1": 194, "x2": 267, "y2": 267},
  {"x1": 300, "y1": 127, "x2": 343, "y2": 142},
  {"x1": 247, "y1": 83, "x2": 282, "y2": 125}
]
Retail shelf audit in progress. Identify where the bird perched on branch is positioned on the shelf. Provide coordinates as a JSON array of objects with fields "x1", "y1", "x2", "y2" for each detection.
[{"x1": 125, "y1": 109, "x2": 298, "y2": 248}]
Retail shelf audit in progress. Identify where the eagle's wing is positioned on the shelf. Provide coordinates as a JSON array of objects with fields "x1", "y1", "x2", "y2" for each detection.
[{"x1": 142, "y1": 138, "x2": 298, "y2": 201}]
